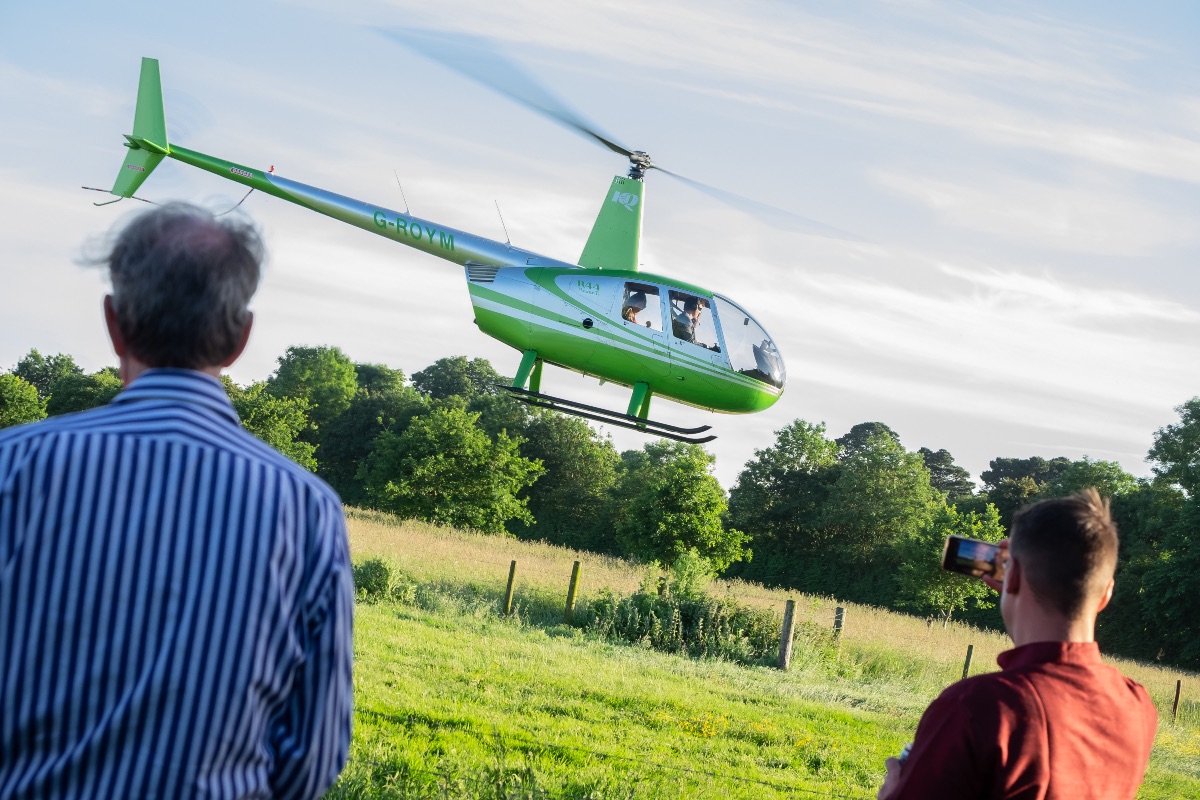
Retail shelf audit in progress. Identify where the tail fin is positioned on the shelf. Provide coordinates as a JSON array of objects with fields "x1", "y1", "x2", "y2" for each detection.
[{"x1": 109, "y1": 57, "x2": 169, "y2": 198}]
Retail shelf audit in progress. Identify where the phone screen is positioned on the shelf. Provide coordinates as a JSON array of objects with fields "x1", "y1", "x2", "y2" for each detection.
[{"x1": 942, "y1": 536, "x2": 1005, "y2": 580}]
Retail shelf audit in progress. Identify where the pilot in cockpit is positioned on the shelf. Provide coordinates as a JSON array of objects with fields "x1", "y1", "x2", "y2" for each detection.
[{"x1": 672, "y1": 296, "x2": 720, "y2": 352}]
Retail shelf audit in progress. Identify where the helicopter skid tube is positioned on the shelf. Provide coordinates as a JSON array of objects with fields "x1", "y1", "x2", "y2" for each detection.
[{"x1": 501, "y1": 386, "x2": 716, "y2": 444}]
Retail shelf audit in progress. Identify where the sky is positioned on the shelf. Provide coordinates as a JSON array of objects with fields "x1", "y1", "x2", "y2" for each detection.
[{"x1": 2, "y1": 0, "x2": 1198, "y2": 489}]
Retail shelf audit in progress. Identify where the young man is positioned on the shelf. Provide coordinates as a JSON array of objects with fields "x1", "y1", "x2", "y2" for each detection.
[
  {"x1": 878, "y1": 489, "x2": 1157, "y2": 800},
  {"x1": 0, "y1": 203, "x2": 353, "y2": 799}
]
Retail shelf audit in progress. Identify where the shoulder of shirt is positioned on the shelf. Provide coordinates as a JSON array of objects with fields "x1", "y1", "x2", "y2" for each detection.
[
  {"x1": 930, "y1": 668, "x2": 1035, "y2": 717},
  {"x1": 0, "y1": 382, "x2": 342, "y2": 509}
]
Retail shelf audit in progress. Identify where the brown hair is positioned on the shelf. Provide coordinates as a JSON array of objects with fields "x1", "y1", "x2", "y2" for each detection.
[{"x1": 1009, "y1": 487, "x2": 1119, "y2": 619}]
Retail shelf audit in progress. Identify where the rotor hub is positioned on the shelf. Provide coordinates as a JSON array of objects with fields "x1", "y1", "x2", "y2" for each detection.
[{"x1": 627, "y1": 151, "x2": 653, "y2": 181}]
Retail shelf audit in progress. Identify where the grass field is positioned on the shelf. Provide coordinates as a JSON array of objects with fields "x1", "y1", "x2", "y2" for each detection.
[{"x1": 331, "y1": 509, "x2": 1200, "y2": 798}]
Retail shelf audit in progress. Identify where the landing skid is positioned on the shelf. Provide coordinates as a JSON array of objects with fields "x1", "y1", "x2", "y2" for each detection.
[{"x1": 501, "y1": 386, "x2": 717, "y2": 444}]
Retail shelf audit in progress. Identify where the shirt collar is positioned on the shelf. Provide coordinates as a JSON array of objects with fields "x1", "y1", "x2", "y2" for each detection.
[
  {"x1": 111, "y1": 368, "x2": 240, "y2": 425},
  {"x1": 997, "y1": 641, "x2": 1102, "y2": 671}
]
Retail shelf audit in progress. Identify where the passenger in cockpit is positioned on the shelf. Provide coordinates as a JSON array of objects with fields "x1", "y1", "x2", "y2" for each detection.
[{"x1": 622, "y1": 292, "x2": 647, "y2": 324}]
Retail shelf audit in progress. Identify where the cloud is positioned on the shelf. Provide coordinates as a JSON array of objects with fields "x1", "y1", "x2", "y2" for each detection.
[
  {"x1": 873, "y1": 170, "x2": 1195, "y2": 255},
  {"x1": 336, "y1": 0, "x2": 1200, "y2": 184}
]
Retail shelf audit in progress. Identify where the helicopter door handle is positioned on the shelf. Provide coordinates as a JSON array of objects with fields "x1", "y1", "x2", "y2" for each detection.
[{"x1": 582, "y1": 318, "x2": 594, "y2": 329}]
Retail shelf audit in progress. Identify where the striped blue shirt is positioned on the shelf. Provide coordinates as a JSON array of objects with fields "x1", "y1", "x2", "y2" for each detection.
[{"x1": 0, "y1": 369, "x2": 353, "y2": 799}]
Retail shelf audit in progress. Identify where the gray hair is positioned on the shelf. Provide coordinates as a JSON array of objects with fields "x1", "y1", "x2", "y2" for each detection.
[{"x1": 94, "y1": 202, "x2": 264, "y2": 369}]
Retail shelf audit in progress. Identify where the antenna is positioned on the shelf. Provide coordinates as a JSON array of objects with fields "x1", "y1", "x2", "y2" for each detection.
[
  {"x1": 214, "y1": 188, "x2": 255, "y2": 217},
  {"x1": 393, "y1": 170, "x2": 410, "y2": 215},
  {"x1": 495, "y1": 200, "x2": 512, "y2": 247}
]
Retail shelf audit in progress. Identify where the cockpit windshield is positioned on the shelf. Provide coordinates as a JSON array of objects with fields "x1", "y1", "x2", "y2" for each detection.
[{"x1": 712, "y1": 295, "x2": 785, "y2": 389}]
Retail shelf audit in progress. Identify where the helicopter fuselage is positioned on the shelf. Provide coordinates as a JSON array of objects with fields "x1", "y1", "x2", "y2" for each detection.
[{"x1": 470, "y1": 267, "x2": 781, "y2": 414}]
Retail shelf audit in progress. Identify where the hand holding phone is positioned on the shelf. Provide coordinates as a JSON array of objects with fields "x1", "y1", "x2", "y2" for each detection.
[{"x1": 942, "y1": 535, "x2": 1007, "y2": 584}]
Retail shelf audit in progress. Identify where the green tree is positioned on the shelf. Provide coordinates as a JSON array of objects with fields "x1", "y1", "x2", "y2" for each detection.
[
  {"x1": 1148, "y1": 397, "x2": 1200, "y2": 496},
  {"x1": 835, "y1": 421, "x2": 900, "y2": 457},
  {"x1": 0, "y1": 373, "x2": 46, "y2": 428},
  {"x1": 1141, "y1": 500, "x2": 1200, "y2": 667},
  {"x1": 896, "y1": 502, "x2": 1005, "y2": 625},
  {"x1": 980, "y1": 455, "x2": 1072, "y2": 527},
  {"x1": 727, "y1": 420, "x2": 840, "y2": 577},
  {"x1": 266, "y1": 346, "x2": 358, "y2": 433},
  {"x1": 1094, "y1": 481, "x2": 1185, "y2": 662},
  {"x1": 821, "y1": 431, "x2": 940, "y2": 557},
  {"x1": 411, "y1": 356, "x2": 507, "y2": 400},
  {"x1": 45, "y1": 369, "x2": 122, "y2": 416},
  {"x1": 317, "y1": 385, "x2": 428, "y2": 504},
  {"x1": 1137, "y1": 399, "x2": 1200, "y2": 667},
  {"x1": 512, "y1": 412, "x2": 620, "y2": 551},
  {"x1": 361, "y1": 405, "x2": 543, "y2": 534},
  {"x1": 354, "y1": 362, "x2": 406, "y2": 396},
  {"x1": 1040, "y1": 457, "x2": 1139, "y2": 500},
  {"x1": 223, "y1": 378, "x2": 318, "y2": 471},
  {"x1": 919, "y1": 447, "x2": 975, "y2": 500},
  {"x1": 730, "y1": 420, "x2": 940, "y2": 606},
  {"x1": 980, "y1": 456, "x2": 1072, "y2": 490},
  {"x1": 612, "y1": 441, "x2": 747, "y2": 572},
  {"x1": 465, "y1": 391, "x2": 532, "y2": 441},
  {"x1": 12, "y1": 349, "x2": 83, "y2": 403}
]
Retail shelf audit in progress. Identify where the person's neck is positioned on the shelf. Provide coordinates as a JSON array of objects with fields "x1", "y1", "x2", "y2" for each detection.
[
  {"x1": 1009, "y1": 611, "x2": 1096, "y2": 647},
  {"x1": 118, "y1": 355, "x2": 221, "y2": 387}
]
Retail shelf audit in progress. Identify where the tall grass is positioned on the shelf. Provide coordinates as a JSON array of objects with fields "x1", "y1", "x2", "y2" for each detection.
[{"x1": 342, "y1": 508, "x2": 1200, "y2": 797}]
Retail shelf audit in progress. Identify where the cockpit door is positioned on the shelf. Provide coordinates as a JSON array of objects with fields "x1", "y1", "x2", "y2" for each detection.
[
  {"x1": 616, "y1": 281, "x2": 670, "y2": 377},
  {"x1": 666, "y1": 290, "x2": 731, "y2": 384}
]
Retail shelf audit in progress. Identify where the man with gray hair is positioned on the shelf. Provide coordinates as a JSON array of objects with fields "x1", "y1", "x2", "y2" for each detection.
[{"x1": 0, "y1": 203, "x2": 354, "y2": 799}]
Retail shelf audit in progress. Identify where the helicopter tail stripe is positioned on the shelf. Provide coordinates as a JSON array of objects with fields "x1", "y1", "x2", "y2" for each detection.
[{"x1": 110, "y1": 57, "x2": 169, "y2": 198}]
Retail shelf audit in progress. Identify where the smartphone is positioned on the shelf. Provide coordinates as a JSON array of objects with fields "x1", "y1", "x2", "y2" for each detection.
[{"x1": 941, "y1": 535, "x2": 1006, "y2": 581}]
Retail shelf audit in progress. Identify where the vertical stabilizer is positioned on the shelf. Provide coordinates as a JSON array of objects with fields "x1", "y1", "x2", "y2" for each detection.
[
  {"x1": 578, "y1": 176, "x2": 644, "y2": 271},
  {"x1": 110, "y1": 57, "x2": 169, "y2": 198}
]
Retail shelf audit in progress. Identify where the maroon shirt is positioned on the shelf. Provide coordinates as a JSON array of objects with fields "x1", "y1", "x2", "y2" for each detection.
[{"x1": 890, "y1": 641, "x2": 1157, "y2": 800}]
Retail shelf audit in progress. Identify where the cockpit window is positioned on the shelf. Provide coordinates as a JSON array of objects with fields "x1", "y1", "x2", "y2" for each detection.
[
  {"x1": 620, "y1": 282, "x2": 662, "y2": 331},
  {"x1": 668, "y1": 291, "x2": 721, "y2": 353},
  {"x1": 712, "y1": 295, "x2": 785, "y2": 388}
]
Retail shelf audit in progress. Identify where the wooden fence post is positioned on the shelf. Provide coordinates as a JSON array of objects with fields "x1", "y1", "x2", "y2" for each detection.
[
  {"x1": 503, "y1": 560, "x2": 517, "y2": 617},
  {"x1": 564, "y1": 561, "x2": 581, "y2": 623},
  {"x1": 777, "y1": 599, "x2": 797, "y2": 671},
  {"x1": 962, "y1": 644, "x2": 974, "y2": 680},
  {"x1": 1173, "y1": 680, "x2": 1182, "y2": 725},
  {"x1": 833, "y1": 606, "x2": 845, "y2": 637}
]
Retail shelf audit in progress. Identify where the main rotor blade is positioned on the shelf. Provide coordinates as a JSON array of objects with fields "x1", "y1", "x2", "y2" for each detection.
[
  {"x1": 653, "y1": 165, "x2": 860, "y2": 240},
  {"x1": 376, "y1": 27, "x2": 633, "y2": 158},
  {"x1": 377, "y1": 26, "x2": 859, "y2": 241}
]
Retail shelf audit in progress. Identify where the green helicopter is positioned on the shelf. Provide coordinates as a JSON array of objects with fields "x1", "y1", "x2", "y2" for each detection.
[{"x1": 98, "y1": 46, "x2": 834, "y2": 443}]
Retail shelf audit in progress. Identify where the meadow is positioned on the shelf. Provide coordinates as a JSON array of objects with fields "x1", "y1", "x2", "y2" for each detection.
[{"x1": 330, "y1": 509, "x2": 1200, "y2": 799}]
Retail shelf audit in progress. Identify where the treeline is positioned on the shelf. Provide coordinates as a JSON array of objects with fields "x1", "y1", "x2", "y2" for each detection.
[{"x1": 2, "y1": 347, "x2": 1197, "y2": 669}]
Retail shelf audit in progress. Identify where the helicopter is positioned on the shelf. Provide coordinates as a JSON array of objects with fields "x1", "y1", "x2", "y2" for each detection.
[{"x1": 99, "y1": 48, "x2": 806, "y2": 444}]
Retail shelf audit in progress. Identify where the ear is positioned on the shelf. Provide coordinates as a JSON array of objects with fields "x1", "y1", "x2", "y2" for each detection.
[
  {"x1": 103, "y1": 295, "x2": 128, "y2": 358},
  {"x1": 1004, "y1": 557, "x2": 1022, "y2": 596},
  {"x1": 219, "y1": 312, "x2": 254, "y2": 368},
  {"x1": 1094, "y1": 578, "x2": 1115, "y2": 613}
]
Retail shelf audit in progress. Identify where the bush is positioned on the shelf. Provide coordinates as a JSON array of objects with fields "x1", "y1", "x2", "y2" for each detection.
[
  {"x1": 579, "y1": 581, "x2": 830, "y2": 667},
  {"x1": 352, "y1": 558, "x2": 392, "y2": 601}
]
